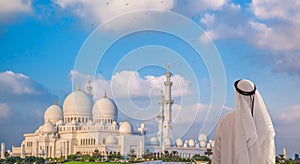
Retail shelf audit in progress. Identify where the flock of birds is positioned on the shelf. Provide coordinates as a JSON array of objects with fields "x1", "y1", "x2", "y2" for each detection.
[{"x1": 87, "y1": 1, "x2": 195, "y2": 27}]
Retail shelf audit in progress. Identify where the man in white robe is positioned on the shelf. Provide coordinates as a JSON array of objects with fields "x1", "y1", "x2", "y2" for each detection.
[{"x1": 212, "y1": 79, "x2": 275, "y2": 164}]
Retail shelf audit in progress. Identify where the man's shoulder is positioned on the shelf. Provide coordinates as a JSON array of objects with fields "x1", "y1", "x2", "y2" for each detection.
[
  {"x1": 219, "y1": 110, "x2": 236, "y2": 125},
  {"x1": 223, "y1": 110, "x2": 235, "y2": 118}
]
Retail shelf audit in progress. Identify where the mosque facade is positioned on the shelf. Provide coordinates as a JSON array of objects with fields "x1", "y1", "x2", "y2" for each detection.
[{"x1": 11, "y1": 66, "x2": 214, "y2": 159}]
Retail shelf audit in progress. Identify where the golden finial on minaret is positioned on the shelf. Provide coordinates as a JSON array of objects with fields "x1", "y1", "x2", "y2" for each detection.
[
  {"x1": 54, "y1": 99, "x2": 58, "y2": 105},
  {"x1": 103, "y1": 89, "x2": 107, "y2": 98},
  {"x1": 167, "y1": 62, "x2": 170, "y2": 71},
  {"x1": 77, "y1": 83, "x2": 81, "y2": 91}
]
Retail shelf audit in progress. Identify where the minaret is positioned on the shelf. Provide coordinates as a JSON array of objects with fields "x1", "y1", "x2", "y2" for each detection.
[
  {"x1": 163, "y1": 62, "x2": 174, "y2": 146},
  {"x1": 87, "y1": 79, "x2": 93, "y2": 97},
  {"x1": 157, "y1": 87, "x2": 164, "y2": 147},
  {"x1": 0, "y1": 143, "x2": 5, "y2": 159}
]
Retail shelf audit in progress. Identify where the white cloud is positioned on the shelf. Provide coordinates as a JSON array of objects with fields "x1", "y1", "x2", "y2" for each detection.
[
  {"x1": 71, "y1": 70, "x2": 190, "y2": 100},
  {"x1": 188, "y1": 0, "x2": 228, "y2": 12},
  {"x1": 0, "y1": 0, "x2": 32, "y2": 15},
  {"x1": 198, "y1": 2, "x2": 300, "y2": 75},
  {"x1": 54, "y1": 0, "x2": 174, "y2": 25},
  {"x1": 199, "y1": 3, "x2": 244, "y2": 40},
  {"x1": 200, "y1": 13, "x2": 215, "y2": 27},
  {"x1": 251, "y1": 0, "x2": 300, "y2": 24},
  {"x1": 0, "y1": 71, "x2": 42, "y2": 95},
  {"x1": 172, "y1": 103, "x2": 208, "y2": 124},
  {"x1": 279, "y1": 105, "x2": 300, "y2": 123},
  {"x1": 247, "y1": 20, "x2": 300, "y2": 53},
  {"x1": 0, "y1": 103, "x2": 10, "y2": 119}
]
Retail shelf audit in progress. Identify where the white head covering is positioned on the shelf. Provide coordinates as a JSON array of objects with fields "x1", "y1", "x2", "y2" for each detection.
[{"x1": 234, "y1": 79, "x2": 275, "y2": 164}]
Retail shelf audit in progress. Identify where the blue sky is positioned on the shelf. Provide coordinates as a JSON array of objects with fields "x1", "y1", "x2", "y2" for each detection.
[{"x1": 0, "y1": 0, "x2": 300, "y2": 158}]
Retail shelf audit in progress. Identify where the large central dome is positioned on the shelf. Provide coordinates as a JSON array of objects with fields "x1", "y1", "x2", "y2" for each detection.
[{"x1": 63, "y1": 90, "x2": 93, "y2": 115}]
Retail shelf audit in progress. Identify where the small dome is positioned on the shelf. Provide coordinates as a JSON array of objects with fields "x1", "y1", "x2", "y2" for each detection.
[
  {"x1": 44, "y1": 104, "x2": 63, "y2": 124},
  {"x1": 119, "y1": 121, "x2": 132, "y2": 134},
  {"x1": 199, "y1": 132, "x2": 207, "y2": 141},
  {"x1": 43, "y1": 121, "x2": 56, "y2": 133},
  {"x1": 63, "y1": 90, "x2": 92, "y2": 115},
  {"x1": 106, "y1": 135, "x2": 117, "y2": 145},
  {"x1": 150, "y1": 137, "x2": 158, "y2": 145},
  {"x1": 92, "y1": 97, "x2": 118, "y2": 119},
  {"x1": 176, "y1": 138, "x2": 183, "y2": 147},
  {"x1": 188, "y1": 139, "x2": 195, "y2": 148},
  {"x1": 199, "y1": 140, "x2": 206, "y2": 148}
]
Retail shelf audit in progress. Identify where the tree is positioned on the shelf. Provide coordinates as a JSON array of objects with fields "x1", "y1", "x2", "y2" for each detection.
[
  {"x1": 171, "y1": 151, "x2": 179, "y2": 161},
  {"x1": 142, "y1": 149, "x2": 153, "y2": 160},
  {"x1": 24, "y1": 156, "x2": 36, "y2": 163},
  {"x1": 36, "y1": 157, "x2": 45, "y2": 164},
  {"x1": 205, "y1": 148, "x2": 213, "y2": 157},
  {"x1": 67, "y1": 154, "x2": 77, "y2": 161},
  {"x1": 5, "y1": 156, "x2": 23, "y2": 163},
  {"x1": 278, "y1": 154, "x2": 285, "y2": 164},
  {"x1": 128, "y1": 149, "x2": 136, "y2": 161},
  {"x1": 93, "y1": 149, "x2": 104, "y2": 161},
  {"x1": 193, "y1": 154, "x2": 211, "y2": 162}
]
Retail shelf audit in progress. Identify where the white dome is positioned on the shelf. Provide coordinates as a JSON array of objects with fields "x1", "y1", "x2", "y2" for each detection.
[
  {"x1": 188, "y1": 139, "x2": 195, "y2": 148},
  {"x1": 199, "y1": 132, "x2": 207, "y2": 141},
  {"x1": 43, "y1": 121, "x2": 56, "y2": 133},
  {"x1": 106, "y1": 135, "x2": 117, "y2": 145},
  {"x1": 150, "y1": 137, "x2": 158, "y2": 145},
  {"x1": 63, "y1": 90, "x2": 92, "y2": 115},
  {"x1": 199, "y1": 140, "x2": 206, "y2": 148},
  {"x1": 44, "y1": 104, "x2": 63, "y2": 124},
  {"x1": 92, "y1": 97, "x2": 118, "y2": 119},
  {"x1": 119, "y1": 121, "x2": 132, "y2": 134},
  {"x1": 176, "y1": 138, "x2": 183, "y2": 147}
]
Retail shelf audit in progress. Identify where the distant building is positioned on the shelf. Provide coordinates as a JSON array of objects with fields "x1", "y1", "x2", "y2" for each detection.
[
  {"x1": 283, "y1": 147, "x2": 287, "y2": 159},
  {"x1": 12, "y1": 64, "x2": 213, "y2": 158},
  {"x1": 1, "y1": 143, "x2": 5, "y2": 159}
]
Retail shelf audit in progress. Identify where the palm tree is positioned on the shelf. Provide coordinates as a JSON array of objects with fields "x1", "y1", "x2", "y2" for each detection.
[
  {"x1": 278, "y1": 154, "x2": 285, "y2": 164},
  {"x1": 205, "y1": 148, "x2": 213, "y2": 157}
]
